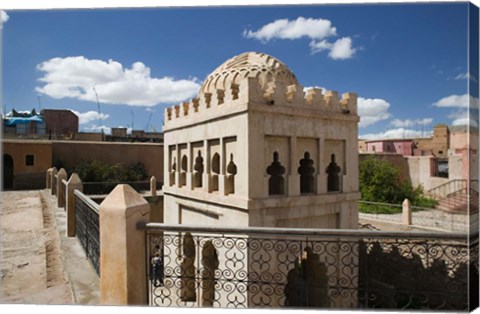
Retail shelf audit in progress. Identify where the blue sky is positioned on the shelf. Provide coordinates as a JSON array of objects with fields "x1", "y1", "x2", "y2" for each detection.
[{"x1": 1, "y1": 2, "x2": 478, "y2": 139}]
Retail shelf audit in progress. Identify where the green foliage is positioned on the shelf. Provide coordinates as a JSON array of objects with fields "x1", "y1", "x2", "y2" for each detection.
[
  {"x1": 75, "y1": 160, "x2": 148, "y2": 183},
  {"x1": 359, "y1": 156, "x2": 437, "y2": 213}
]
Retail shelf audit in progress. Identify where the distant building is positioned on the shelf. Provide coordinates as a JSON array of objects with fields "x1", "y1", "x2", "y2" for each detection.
[
  {"x1": 2, "y1": 109, "x2": 47, "y2": 138},
  {"x1": 364, "y1": 138, "x2": 414, "y2": 156},
  {"x1": 2, "y1": 108, "x2": 79, "y2": 140},
  {"x1": 413, "y1": 124, "x2": 449, "y2": 157},
  {"x1": 107, "y1": 128, "x2": 164, "y2": 143},
  {"x1": 41, "y1": 109, "x2": 79, "y2": 139}
]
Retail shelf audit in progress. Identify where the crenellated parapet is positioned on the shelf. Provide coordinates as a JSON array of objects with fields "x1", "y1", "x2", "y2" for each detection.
[{"x1": 164, "y1": 79, "x2": 358, "y2": 127}]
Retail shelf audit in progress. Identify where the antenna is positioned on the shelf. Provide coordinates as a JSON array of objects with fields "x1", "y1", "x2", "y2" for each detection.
[
  {"x1": 146, "y1": 112, "x2": 153, "y2": 131},
  {"x1": 130, "y1": 110, "x2": 135, "y2": 131},
  {"x1": 37, "y1": 95, "x2": 42, "y2": 112},
  {"x1": 92, "y1": 85, "x2": 104, "y2": 139},
  {"x1": 92, "y1": 86, "x2": 101, "y2": 119}
]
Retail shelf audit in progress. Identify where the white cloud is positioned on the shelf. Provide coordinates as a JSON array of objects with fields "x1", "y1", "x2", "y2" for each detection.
[
  {"x1": 70, "y1": 110, "x2": 110, "y2": 124},
  {"x1": 357, "y1": 97, "x2": 392, "y2": 128},
  {"x1": 390, "y1": 118, "x2": 433, "y2": 128},
  {"x1": 432, "y1": 94, "x2": 473, "y2": 108},
  {"x1": 36, "y1": 56, "x2": 201, "y2": 107},
  {"x1": 244, "y1": 17, "x2": 356, "y2": 59},
  {"x1": 454, "y1": 72, "x2": 478, "y2": 83},
  {"x1": 360, "y1": 128, "x2": 433, "y2": 141},
  {"x1": 448, "y1": 109, "x2": 479, "y2": 127},
  {"x1": 432, "y1": 93, "x2": 479, "y2": 126},
  {"x1": 0, "y1": 11, "x2": 9, "y2": 29},
  {"x1": 243, "y1": 17, "x2": 337, "y2": 41},
  {"x1": 328, "y1": 37, "x2": 356, "y2": 60},
  {"x1": 83, "y1": 124, "x2": 111, "y2": 135},
  {"x1": 309, "y1": 37, "x2": 357, "y2": 59}
]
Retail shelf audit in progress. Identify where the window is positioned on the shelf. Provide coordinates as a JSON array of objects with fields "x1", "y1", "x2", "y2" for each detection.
[
  {"x1": 25, "y1": 154, "x2": 34, "y2": 166},
  {"x1": 266, "y1": 152, "x2": 286, "y2": 195},
  {"x1": 298, "y1": 152, "x2": 315, "y2": 194}
]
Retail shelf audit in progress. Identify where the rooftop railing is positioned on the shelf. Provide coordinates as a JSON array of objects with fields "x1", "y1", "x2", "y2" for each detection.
[{"x1": 141, "y1": 223, "x2": 478, "y2": 310}]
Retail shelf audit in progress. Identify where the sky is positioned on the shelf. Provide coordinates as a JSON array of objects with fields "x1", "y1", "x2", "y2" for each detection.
[{"x1": 1, "y1": 1, "x2": 479, "y2": 139}]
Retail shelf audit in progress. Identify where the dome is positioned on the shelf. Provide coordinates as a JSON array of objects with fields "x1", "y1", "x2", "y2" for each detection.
[{"x1": 200, "y1": 52, "x2": 299, "y2": 95}]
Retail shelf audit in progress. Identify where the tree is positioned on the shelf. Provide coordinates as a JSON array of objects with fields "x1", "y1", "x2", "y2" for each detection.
[
  {"x1": 359, "y1": 156, "x2": 436, "y2": 213},
  {"x1": 75, "y1": 160, "x2": 148, "y2": 194}
]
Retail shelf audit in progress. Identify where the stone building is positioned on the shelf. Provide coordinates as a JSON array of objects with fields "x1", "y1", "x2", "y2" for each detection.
[
  {"x1": 161, "y1": 51, "x2": 360, "y2": 308},
  {"x1": 414, "y1": 124, "x2": 450, "y2": 157},
  {"x1": 41, "y1": 109, "x2": 79, "y2": 139},
  {"x1": 163, "y1": 52, "x2": 360, "y2": 230},
  {"x1": 364, "y1": 138, "x2": 415, "y2": 156}
]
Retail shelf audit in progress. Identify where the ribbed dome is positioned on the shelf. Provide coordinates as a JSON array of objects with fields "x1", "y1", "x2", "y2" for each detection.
[{"x1": 200, "y1": 52, "x2": 298, "y2": 95}]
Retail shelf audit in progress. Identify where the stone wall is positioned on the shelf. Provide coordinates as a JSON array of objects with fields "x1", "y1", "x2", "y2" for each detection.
[
  {"x1": 2, "y1": 140, "x2": 52, "y2": 190},
  {"x1": 52, "y1": 140, "x2": 163, "y2": 180},
  {"x1": 2, "y1": 139, "x2": 164, "y2": 190}
]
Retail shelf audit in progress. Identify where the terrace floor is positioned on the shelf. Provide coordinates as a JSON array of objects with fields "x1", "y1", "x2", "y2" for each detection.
[{"x1": 0, "y1": 190, "x2": 99, "y2": 305}]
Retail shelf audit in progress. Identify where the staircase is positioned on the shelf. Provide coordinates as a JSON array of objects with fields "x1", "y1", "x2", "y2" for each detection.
[{"x1": 428, "y1": 180, "x2": 479, "y2": 213}]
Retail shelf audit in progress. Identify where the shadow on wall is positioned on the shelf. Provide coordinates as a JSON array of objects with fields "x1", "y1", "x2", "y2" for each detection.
[{"x1": 358, "y1": 241, "x2": 478, "y2": 310}]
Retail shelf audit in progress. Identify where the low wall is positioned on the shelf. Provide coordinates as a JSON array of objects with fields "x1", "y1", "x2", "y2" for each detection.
[{"x1": 52, "y1": 141, "x2": 163, "y2": 180}]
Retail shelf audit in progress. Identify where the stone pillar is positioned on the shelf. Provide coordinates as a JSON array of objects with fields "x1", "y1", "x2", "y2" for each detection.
[
  {"x1": 51, "y1": 167, "x2": 58, "y2": 195},
  {"x1": 187, "y1": 142, "x2": 193, "y2": 189},
  {"x1": 57, "y1": 168, "x2": 68, "y2": 208},
  {"x1": 150, "y1": 176, "x2": 157, "y2": 196},
  {"x1": 402, "y1": 199, "x2": 412, "y2": 225},
  {"x1": 288, "y1": 136, "x2": 300, "y2": 196},
  {"x1": 46, "y1": 168, "x2": 53, "y2": 189},
  {"x1": 219, "y1": 138, "x2": 226, "y2": 195},
  {"x1": 99, "y1": 184, "x2": 150, "y2": 305},
  {"x1": 66, "y1": 173, "x2": 83, "y2": 237}
]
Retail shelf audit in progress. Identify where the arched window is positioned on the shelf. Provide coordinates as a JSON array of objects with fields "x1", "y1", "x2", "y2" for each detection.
[
  {"x1": 180, "y1": 155, "x2": 188, "y2": 187},
  {"x1": 211, "y1": 153, "x2": 220, "y2": 192},
  {"x1": 226, "y1": 154, "x2": 237, "y2": 194},
  {"x1": 326, "y1": 154, "x2": 341, "y2": 192},
  {"x1": 298, "y1": 152, "x2": 315, "y2": 194},
  {"x1": 266, "y1": 152, "x2": 286, "y2": 195},
  {"x1": 170, "y1": 157, "x2": 176, "y2": 186},
  {"x1": 193, "y1": 151, "x2": 204, "y2": 188}
]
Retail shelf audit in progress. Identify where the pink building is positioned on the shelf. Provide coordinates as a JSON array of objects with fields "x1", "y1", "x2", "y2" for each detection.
[{"x1": 365, "y1": 139, "x2": 414, "y2": 156}]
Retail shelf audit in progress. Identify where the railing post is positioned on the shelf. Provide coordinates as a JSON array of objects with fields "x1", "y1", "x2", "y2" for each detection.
[
  {"x1": 402, "y1": 198, "x2": 412, "y2": 225},
  {"x1": 46, "y1": 168, "x2": 53, "y2": 189},
  {"x1": 150, "y1": 176, "x2": 157, "y2": 196},
  {"x1": 57, "y1": 168, "x2": 68, "y2": 208},
  {"x1": 99, "y1": 184, "x2": 150, "y2": 305},
  {"x1": 51, "y1": 167, "x2": 58, "y2": 195},
  {"x1": 66, "y1": 173, "x2": 83, "y2": 237}
]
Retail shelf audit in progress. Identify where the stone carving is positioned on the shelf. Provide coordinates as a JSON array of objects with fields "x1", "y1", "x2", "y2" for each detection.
[
  {"x1": 194, "y1": 151, "x2": 204, "y2": 188},
  {"x1": 226, "y1": 154, "x2": 237, "y2": 195},
  {"x1": 326, "y1": 154, "x2": 341, "y2": 192},
  {"x1": 298, "y1": 152, "x2": 315, "y2": 194},
  {"x1": 267, "y1": 152, "x2": 286, "y2": 195}
]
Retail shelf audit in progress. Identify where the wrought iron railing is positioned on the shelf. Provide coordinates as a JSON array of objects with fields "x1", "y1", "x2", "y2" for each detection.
[
  {"x1": 75, "y1": 189, "x2": 100, "y2": 276},
  {"x1": 141, "y1": 223, "x2": 477, "y2": 310}
]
